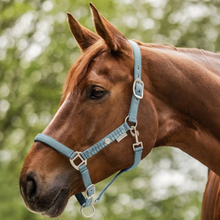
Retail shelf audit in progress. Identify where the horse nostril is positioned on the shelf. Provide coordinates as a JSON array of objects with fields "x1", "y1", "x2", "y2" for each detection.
[{"x1": 26, "y1": 174, "x2": 38, "y2": 202}]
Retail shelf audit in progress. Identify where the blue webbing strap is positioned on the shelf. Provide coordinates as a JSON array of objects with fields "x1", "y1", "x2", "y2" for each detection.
[
  {"x1": 34, "y1": 134, "x2": 76, "y2": 159},
  {"x1": 34, "y1": 122, "x2": 130, "y2": 161},
  {"x1": 33, "y1": 40, "x2": 144, "y2": 216},
  {"x1": 128, "y1": 40, "x2": 144, "y2": 124},
  {"x1": 94, "y1": 145, "x2": 143, "y2": 204},
  {"x1": 81, "y1": 122, "x2": 130, "y2": 160},
  {"x1": 78, "y1": 164, "x2": 94, "y2": 207}
]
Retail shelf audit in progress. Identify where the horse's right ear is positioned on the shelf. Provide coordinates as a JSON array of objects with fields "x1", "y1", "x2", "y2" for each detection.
[{"x1": 67, "y1": 13, "x2": 100, "y2": 52}]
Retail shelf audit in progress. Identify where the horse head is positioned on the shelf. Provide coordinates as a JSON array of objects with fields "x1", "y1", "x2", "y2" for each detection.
[{"x1": 19, "y1": 4, "x2": 158, "y2": 218}]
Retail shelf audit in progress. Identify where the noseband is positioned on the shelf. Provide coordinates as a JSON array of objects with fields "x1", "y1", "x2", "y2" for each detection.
[{"x1": 34, "y1": 40, "x2": 144, "y2": 217}]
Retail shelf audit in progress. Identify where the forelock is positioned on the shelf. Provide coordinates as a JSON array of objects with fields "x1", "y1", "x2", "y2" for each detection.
[{"x1": 61, "y1": 40, "x2": 109, "y2": 102}]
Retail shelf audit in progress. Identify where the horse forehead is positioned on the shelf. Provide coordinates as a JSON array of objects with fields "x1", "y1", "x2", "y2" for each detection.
[{"x1": 91, "y1": 52, "x2": 127, "y2": 76}]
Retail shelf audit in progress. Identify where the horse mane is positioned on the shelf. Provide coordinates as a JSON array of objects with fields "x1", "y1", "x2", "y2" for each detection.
[
  {"x1": 132, "y1": 39, "x2": 177, "y2": 51},
  {"x1": 133, "y1": 39, "x2": 220, "y2": 58}
]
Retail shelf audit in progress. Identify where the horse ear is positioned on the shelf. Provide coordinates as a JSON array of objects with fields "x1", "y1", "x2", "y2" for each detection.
[
  {"x1": 90, "y1": 3, "x2": 129, "y2": 52},
  {"x1": 67, "y1": 12, "x2": 100, "y2": 51}
]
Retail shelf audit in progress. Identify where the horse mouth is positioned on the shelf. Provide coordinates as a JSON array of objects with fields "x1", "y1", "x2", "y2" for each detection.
[{"x1": 42, "y1": 188, "x2": 69, "y2": 218}]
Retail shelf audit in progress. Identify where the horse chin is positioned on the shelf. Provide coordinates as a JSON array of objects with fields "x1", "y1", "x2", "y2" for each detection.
[
  {"x1": 41, "y1": 188, "x2": 69, "y2": 218},
  {"x1": 23, "y1": 188, "x2": 70, "y2": 218}
]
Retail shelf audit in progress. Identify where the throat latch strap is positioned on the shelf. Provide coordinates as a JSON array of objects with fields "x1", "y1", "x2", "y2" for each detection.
[{"x1": 34, "y1": 40, "x2": 144, "y2": 218}]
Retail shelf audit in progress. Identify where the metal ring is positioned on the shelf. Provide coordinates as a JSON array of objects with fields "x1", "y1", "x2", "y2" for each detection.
[
  {"x1": 69, "y1": 152, "x2": 87, "y2": 171},
  {"x1": 124, "y1": 116, "x2": 129, "y2": 124},
  {"x1": 80, "y1": 204, "x2": 95, "y2": 218},
  {"x1": 124, "y1": 116, "x2": 138, "y2": 128}
]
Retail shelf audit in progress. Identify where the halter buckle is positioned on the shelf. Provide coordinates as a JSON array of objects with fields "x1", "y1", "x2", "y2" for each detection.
[
  {"x1": 70, "y1": 152, "x2": 87, "y2": 171},
  {"x1": 133, "y1": 78, "x2": 144, "y2": 99},
  {"x1": 86, "y1": 184, "x2": 95, "y2": 199}
]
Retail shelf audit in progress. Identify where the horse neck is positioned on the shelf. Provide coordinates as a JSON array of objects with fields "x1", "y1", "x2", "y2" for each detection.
[
  {"x1": 140, "y1": 46, "x2": 220, "y2": 175},
  {"x1": 176, "y1": 48, "x2": 220, "y2": 76},
  {"x1": 141, "y1": 45, "x2": 220, "y2": 138}
]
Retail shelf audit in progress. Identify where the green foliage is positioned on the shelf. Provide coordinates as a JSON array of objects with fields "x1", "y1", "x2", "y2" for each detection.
[{"x1": 1, "y1": 0, "x2": 219, "y2": 219}]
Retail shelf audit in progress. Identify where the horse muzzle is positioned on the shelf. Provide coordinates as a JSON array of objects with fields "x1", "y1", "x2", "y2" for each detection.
[{"x1": 19, "y1": 171, "x2": 70, "y2": 218}]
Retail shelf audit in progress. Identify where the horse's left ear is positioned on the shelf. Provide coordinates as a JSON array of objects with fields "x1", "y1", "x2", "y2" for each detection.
[{"x1": 90, "y1": 3, "x2": 130, "y2": 52}]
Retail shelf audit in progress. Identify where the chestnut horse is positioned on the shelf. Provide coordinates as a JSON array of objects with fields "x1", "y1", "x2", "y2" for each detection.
[
  {"x1": 20, "y1": 3, "x2": 220, "y2": 219},
  {"x1": 202, "y1": 171, "x2": 220, "y2": 219}
]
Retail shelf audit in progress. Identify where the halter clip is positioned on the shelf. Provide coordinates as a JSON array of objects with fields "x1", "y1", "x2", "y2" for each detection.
[{"x1": 130, "y1": 126, "x2": 143, "y2": 151}]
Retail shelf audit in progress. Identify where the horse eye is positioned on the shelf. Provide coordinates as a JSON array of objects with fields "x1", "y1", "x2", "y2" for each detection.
[{"x1": 90, "y1": 87, "x2": 106, "y2": 100}]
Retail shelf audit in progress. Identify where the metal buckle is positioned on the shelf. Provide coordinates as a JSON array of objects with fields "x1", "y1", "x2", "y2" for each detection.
[
  {"x1": 133, "y1": 142, "x2": 143, "y2": 151},
  {"x1": 86, "y1": 184, "x2": 95, "y2": 199},
  {"x1": 69, "y1": 152, "x2": 87, "y2": 171},
  {"x1": 79, "y1": 185, "x2": 96, "y2": 218},
  {"x1": 133, "y1": 78, "x2": 144, "y2": 99}
]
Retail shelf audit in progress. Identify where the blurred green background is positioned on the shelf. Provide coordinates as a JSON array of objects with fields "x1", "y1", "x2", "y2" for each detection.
[{"x1": 1, "y1": 0, "x2": 220, "y2": 219}]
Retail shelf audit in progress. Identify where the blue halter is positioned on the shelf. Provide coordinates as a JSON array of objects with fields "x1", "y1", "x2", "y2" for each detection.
[{"x1": 34, "y1": 40, "x2": 144, "y2": 217}]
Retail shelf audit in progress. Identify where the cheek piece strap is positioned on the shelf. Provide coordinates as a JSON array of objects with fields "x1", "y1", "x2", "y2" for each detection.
[{"x1": 34, "y1": 40, "x2": 144, "y2": 218}]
